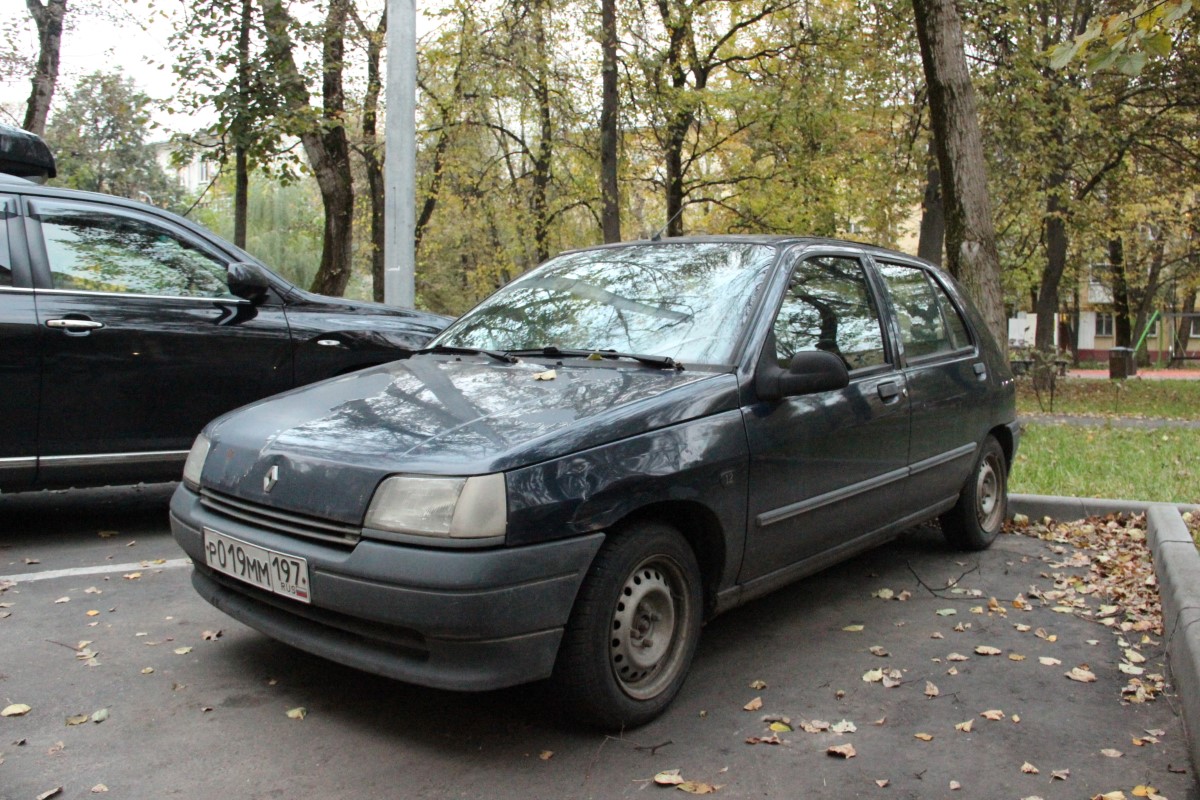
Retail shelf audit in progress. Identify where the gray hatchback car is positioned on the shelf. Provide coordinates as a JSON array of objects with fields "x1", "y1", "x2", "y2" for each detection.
[{"x1": 170, "y1": 237, "x2": 1018, "y2": 728}]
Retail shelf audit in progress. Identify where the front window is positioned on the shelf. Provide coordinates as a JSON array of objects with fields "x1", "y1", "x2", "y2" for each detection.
[
  {"x1": 435, "y1": 242, "x2": 778, "y2": 366},
  {"x1": 36, "y1": 202, "x2": 231, "y2": 299},
  {"x1": 1096, "y1": 312, "x2": 1114, "y2": 338},
  {"x1": 878, "y1": 262, "x2": 972, "y2": 359}
]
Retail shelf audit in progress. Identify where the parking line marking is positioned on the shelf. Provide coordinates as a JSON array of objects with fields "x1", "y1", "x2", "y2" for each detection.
[{"x1": 0, "y1": 558, "x2": 192, "y2": 584}]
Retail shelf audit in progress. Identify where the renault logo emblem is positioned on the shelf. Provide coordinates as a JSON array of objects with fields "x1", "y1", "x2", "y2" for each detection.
[{"x1": 263, "y1": 465, "x2": 280, "y2": 493}]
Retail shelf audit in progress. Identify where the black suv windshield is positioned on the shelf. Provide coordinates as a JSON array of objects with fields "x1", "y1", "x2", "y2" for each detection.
[{"x1": 434, "y1": 242, "x2": 778, "y2": 366}]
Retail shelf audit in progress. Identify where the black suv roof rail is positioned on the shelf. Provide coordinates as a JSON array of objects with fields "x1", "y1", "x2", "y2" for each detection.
[{"x1": 0, "y1": 124, "x2": 56, "y2": 181}]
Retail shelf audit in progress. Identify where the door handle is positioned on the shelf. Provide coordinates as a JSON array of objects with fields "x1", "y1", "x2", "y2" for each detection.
[
  {"x1": 973, "y1": 362, "x2": 987, "y2": 379},
  {"x1": 877, "y1": 381, "x2": 901, "y2": 402},
  {"x1": 46, "y1": 318, "x2": 105, "y2": 331}
]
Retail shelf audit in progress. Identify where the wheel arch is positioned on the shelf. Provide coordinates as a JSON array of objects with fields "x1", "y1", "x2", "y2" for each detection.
[
  {"x1": 989, "y1": 424, "x2": 1016, "y2": 475},
  {"x1": 608, "y1": 500, "x2": 728, "y2": 618}
]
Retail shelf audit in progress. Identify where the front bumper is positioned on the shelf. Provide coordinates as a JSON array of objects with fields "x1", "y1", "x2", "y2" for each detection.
[{"x1": 170, "y1": 485, "x2": 604, "y2": 691}]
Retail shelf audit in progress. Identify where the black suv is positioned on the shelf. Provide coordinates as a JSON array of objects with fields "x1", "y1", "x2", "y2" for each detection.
[{"x1": 0, "y1": 125, "x2": 449, "y2": 492}]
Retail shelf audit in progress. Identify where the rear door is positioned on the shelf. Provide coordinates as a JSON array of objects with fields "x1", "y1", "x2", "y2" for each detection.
[
  {"x1": 0, "y1": 193, "x2": 38, "y2": 488},
  {"x1": 874, "y1": 260, "x2": 991, "y2": 512},
  {"x1": 740, "y1": 251, "x2": 911, "y2": 582},
  {"x1": 25, "y1": 197, "x2": 295, "y2": 485}
]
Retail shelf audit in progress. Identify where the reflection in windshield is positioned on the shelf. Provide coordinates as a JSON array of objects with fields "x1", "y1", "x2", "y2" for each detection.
[{"x1": 435, "y1": 242, "x2": 778, "y2": 366}]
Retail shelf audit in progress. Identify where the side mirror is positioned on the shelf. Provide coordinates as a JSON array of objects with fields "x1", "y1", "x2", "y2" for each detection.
[
  {"x1": 756, "y1": 349, "x2": 850, "y2": 401},
  {"x1": 227, "y1": 262, "x2": 272, "y2": 304}
]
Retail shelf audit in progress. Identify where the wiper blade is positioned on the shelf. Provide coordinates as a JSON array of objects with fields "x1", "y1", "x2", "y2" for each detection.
[
  {"x1": 506, "y1": 346, "x2": 683, "y2": 371},
  {"x1": 407, "y1": 344, "x2": 519, "y2": 364}
]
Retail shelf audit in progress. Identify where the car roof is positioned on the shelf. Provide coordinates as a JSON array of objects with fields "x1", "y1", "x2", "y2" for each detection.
[{"x1": 561, "y1": 235, "x2": 936, "y2": 270}]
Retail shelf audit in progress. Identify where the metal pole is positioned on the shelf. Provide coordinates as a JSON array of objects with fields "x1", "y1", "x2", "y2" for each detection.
[{"x1": 384, "y1": 0, "x2": 416, "y2": 308}]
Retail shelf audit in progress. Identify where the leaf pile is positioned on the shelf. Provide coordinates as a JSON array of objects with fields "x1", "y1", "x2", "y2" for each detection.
[{"x1": 1012, "y1": 512, "x2": 1165, "y2": 702}]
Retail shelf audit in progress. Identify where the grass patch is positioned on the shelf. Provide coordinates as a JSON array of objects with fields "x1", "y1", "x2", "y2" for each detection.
[
  {"x1": 1016, "y1": 378, "x2": 1200, "y2": 419},
  {"x1": 1011, "y1": 423, "x2": 1200, "y2": 504}
]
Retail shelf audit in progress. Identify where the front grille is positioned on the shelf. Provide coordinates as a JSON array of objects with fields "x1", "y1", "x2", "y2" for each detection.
[{"x1": 201, "y1": 489, "x2": 361, "y2": 548}]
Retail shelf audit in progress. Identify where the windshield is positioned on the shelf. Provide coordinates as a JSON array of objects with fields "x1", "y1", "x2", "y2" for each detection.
[{"x1": 434, "y1": 242, "x2": 778, "y2": 366}]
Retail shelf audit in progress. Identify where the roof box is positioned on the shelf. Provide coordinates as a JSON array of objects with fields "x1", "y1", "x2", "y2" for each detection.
[{"x1": 0, "y1": 123, "x2": 56, "y2": 181}]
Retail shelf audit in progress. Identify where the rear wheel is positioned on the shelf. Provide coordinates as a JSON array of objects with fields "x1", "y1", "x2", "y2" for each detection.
[
  {"x1": 553, "y1": 522, "x2": 702, "y2": 729},
  {"x1": 940, "y1": 435, "x2": 1007, "y2": 551}
]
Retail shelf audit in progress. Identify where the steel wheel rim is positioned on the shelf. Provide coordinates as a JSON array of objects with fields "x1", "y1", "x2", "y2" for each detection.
[
  {"x1": 609, "y1": 555, "x2": 691, "y2": 700},
  {"x1": 975, "y1": 452, "x2": 1004, "y2": 532}
]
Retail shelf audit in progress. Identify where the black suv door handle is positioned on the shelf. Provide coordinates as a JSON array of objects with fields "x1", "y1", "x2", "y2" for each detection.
[
  {"x1": 46, "y1": 317, "x2": 105, "y2": 333},
  {"x1": 973, "y1": 362, "x2": 987, "y2": 379},
  {"x1": 877, "y1": 381, "x2": 901, "y2": 402}
]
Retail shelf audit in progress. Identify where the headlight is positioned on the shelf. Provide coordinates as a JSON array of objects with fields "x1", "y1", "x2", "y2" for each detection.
[
  {"x1": 182, "y1": 433, "x2": 211, "y2": 490},
  {"x1": 364, "y1": 473, "x2": 507, "y2": 539}
]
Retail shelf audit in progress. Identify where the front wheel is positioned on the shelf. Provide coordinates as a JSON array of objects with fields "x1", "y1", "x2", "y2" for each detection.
[
  {"x1": 553, "y1": 522, "x2": 703, "y2": 730},
  {"x1": 940, "y1": 435, "x2": 1008, "y2": 551}
]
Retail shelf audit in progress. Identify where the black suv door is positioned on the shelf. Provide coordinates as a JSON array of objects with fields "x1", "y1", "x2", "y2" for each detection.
[
  {"x1": 0, "y1": 194, "x2": 38, "y2": 487},
  {"x1": 24, "y1": 197, "x2": 295, "y2": 486}
]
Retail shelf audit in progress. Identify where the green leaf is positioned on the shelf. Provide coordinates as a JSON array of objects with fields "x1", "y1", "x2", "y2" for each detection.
[
  {"x1": 1142, "y1": 32, "x2": 1173, "y2": 58},
  {"x1": 1048, "y1": 41, "x2": 1083, "y2": 70},
  {"x1": 1118, "y1": 51, "x2": 1149, "y2": 75}
]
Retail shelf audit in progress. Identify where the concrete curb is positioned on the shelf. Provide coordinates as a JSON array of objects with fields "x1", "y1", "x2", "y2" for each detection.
[{"x1": 1009, "y1": 494, "x2": 1200, "y2": 777}]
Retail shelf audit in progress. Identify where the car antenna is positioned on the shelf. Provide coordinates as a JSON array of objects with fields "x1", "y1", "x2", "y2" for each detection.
[{"x1": 650, "y1": 206, "x2": 687, "y2": 242}]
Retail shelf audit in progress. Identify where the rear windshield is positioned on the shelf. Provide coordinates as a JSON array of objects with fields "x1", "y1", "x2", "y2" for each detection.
[{"x1": 435, "y1": 242, "x2": 778, "y2": 366}]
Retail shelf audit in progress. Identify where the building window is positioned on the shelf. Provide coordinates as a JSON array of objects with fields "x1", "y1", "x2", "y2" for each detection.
[
  {"x1": 1095, "y1": 312, "x2": 1114, "y2": 337},
  {"x1": 1191, "y1": 317, "x2": 1200, "y2": 338}
]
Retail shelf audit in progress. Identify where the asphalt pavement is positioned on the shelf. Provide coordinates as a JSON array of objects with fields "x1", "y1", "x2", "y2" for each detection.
[{"x1": 1, "y1": 487, "x2": 1196, "y2": 799}]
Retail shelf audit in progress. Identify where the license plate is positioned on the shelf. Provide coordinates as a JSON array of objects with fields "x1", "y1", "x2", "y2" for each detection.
[{"x1": 203, "y1": 528, "x2": 311, "y2": 604}]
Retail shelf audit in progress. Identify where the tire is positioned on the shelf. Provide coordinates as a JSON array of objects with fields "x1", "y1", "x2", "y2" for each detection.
[
  {"x1": 940, "y1": 435, "x2": 1008, "y2": 551},
  {"x1": 553, "y1": 522, "x2": 703, "y2": 730}
]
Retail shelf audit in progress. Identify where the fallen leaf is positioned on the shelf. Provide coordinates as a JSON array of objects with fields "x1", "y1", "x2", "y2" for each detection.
[
  {"x1": 141, "y1": 667, "x2": 154, "y2": 674},
  {"x1": 869, "y1": 646, "x2": 889, "y2": 657},
  {"x1": 830, "y1": 719, "x2": 856, "y2": 734},
  {"x1": 1092, "y1": 792, "x2": 1128, "y2": 800},
  {"x1": 123, "y1": 572, "x2": 142, "y2": 580},
  {"x1": 743, "y1": 697, "x2": 763, "y2": 712},
  {"x1": 1039, "y1": 657, "x2": 1062, "y2": 666},
  {"x1": 955, "y1": 720, "x2": 973, "y2": 733},
  {"x1": 876, "y1": 780, "x2": 890, "y2": 788},
  {"x1": 202, "y1": 630, "x2": 223, "y2": 641},
  {"x1": 948, "y1": 652, "x2": 970, "y2": 661},
  {"x1": 1021, "y1": 762, "x2": 1039, "y2": 774},
  {"x1": 1, "y1": 703, "x2": 31, "y2": 717},
  {"x1": 768, "y1": 721, "x2": 792, "y2": 733},
  {"x1": 1132, "y1": 789, "x2": 1156, "y2": 798},
  {"x1": 86, "y1": 610, "x2": 100, "y2": 617},
  {"x1": 843, "y1": 624, "x2": 865, "y2": 632},
  {"x1": 1051, "y1": 769, "x2": 1070, "y2": 781},
  {"x1": 975, "y1": 645, "x2": 1002, "y2": 656},
  {"x1": 1125, "y1": 650, "x2": 1147, "y2": 664},
  {"x1": 90, "y1": 785, "x2": 108, "y2": 794},
  {"x1": 827, "y1": 743, "x2": 856, "y2": 758},
  {"x1": 931, "y1": 631, "x2": 945, "y2": 639},
  {"x1": 1008, "y1": 654, "x2": 1027, "y2": 662},
  {"x1": 655, "y1": 770, "x2": 685, "y2": 786},
  {"x1": 1066, "y1": 666, "x2": 1097, "y2": 683},
  {"x1": 936, "y1": 608, "x2": 957, "y2": 617},
  {"x1": 539, "y1": 750, "x2": 553, "y2": 760},
  {"x1": 65, "y1": 714, "x2": 89, "y2": 726},
  {"x1": 981, "y1": 710, "x2": 1005, "y2": 720},
  {"x1": 174, "y1": 646, "x2": 193, "y2": 655},
  {"x1": 949, "y1": 781, "x2": 961, "y2": 790},
  {"x1": 749, "y1": 680, "x2": 767, "y2": 690},
  {"x1": 532, "y1": 369, "x2": 557, "y2": 381},
  {"x1": 91, "y1": 708, "x2": 109, "y2": 724},
  {"x1": 914, "y1": 733, "x2": 933, "y2": 741},
  {"x1": 863, "y1": 669, "x2": 884, "y2": 683},
  {"x1": 54, "y1": 597, "x2": 69, "y2": 604},
  {"x1": 746, "y1": 734, "x2": 783, "y2": 745},
  {"x1": 1015, "y1": 623, "x2": 1032, "y2": 632},
  {"x1": 1100, "y1": 749, "x2": 1123, "y2": 758},
  {"x1": 677, "y1": 781, "x2": 721, "y2": 794},
  {"x1": 924, "y1": 681, "x2": 939, "y2": 698},
  {"x1": 286, "y1": 707, "x2": 307, "y2": 720},
  {"x1": 36, "y1": 788, "x2": 62, "y2": 800}
]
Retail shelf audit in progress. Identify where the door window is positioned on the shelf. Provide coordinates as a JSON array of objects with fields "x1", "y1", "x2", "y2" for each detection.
[
  {"x1": 772, "y1": 255, "x2": 888, "y2": 371},
  {"x1": 0, "y1": 198, "x2": 11, "y2": 287},
  {"x1": 878, "y1": 263, "x2": 971, "y2": 358},
  {"x1": 36, "y1": 203, "x2": 230, "y2": 298}
]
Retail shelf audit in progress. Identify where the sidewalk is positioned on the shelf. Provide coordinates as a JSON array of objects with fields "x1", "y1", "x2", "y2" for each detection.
[{"x1": 1068, "y1": 367, "x2": 1200, "y2": 380}]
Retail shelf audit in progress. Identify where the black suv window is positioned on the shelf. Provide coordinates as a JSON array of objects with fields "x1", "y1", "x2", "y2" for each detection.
[
  {"x1": 36, "y1": 203, "x2": 230, "y2": 298},
  {"x1": 772, "y1": 255, "x2": 888, "y2": 371},
  {"x1": 0, "y1": 198, "x2": 10, "y2": 287},
  {"x1": 878, "y1": 262, "x2": 971, "y2": 358}
]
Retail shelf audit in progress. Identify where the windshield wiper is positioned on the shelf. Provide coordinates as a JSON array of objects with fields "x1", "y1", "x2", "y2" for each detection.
[
  {"x1": 406, "y1": 344, "x2": 519, "y2": 364},
  {"x1": 505, "y1": 346, "x2": 683, "y2": 371}
]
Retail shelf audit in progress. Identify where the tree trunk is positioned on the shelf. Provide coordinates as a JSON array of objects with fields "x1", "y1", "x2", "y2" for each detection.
[
  {"x1": 911, "y1": 0, "x2": 1005, "y2": 352},
  {"x1": 530, "y1": 0, "x2": 553, "y2": 263},
  {"x1": 23, "y1": 0, "x2": 67, "y2": 136},
  {"x1": 916, "y1": 141, "x2": 944, "y2": 265},
  {"x1": 232, "y1": 0, "x2": 252, "y2": 249},
  {"x1": 1109, "y1": 237, "x2": 1132, "y2": 347},
  {"x1": 360, "y1": 11, "x2": 387, "y2": 302},
  {"x1": 1175, "y1": 289, "x2": 1197, "y2": 360},
  {"x1": 260, "y1": 0, "x2": 354, "y2": 297},
  {"x1": 1034, "y1": 179, "x2": 1067, "y2": 352},
  {"x1": 599, "y1": 0, "x2": 621, "y2": 242}
]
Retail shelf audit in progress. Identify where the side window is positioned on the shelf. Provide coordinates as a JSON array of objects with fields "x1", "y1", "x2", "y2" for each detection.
[
  {"x1": 35, "y1": 203, "x2": 230, "y2": 298},
  {"x1": 772, "y1": 255, "x2": 888, "y2": 371},
  {"x1": 878, "y1": 262, "x2": 971, "y2": 359},
  {"x1": 0, "y1": 198, "x2": 11, "y2": 288}
]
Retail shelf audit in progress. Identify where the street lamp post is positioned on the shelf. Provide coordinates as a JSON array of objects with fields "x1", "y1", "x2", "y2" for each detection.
[{"x1": 384, "y1": 0, "x2": 416, "y2": 308}]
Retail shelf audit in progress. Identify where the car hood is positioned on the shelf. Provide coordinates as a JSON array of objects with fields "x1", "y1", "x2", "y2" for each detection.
[{"x1": 200, "y1": 356, "x2": 737, "y2": 524}]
